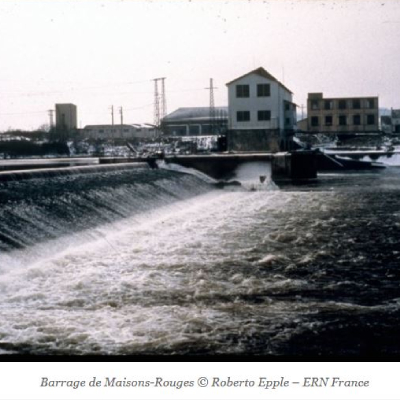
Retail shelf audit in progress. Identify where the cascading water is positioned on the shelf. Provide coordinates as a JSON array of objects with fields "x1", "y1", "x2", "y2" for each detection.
[
  {"x1": 231, "y1": 161, "x2": 277, "y2": 191},
  {"x1": 0, "y1": 162, "x2": 399, "y2": 356},
  {"x1": 0, "y1": 164, "x2": 213, "y2": 261}
]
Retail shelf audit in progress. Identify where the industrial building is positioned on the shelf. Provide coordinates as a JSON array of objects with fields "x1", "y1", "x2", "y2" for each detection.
[
  {"x1": 392, "y1": 110, "x2": 400, "y2": 133},
  {"x1": 381, "y1": 109, "x2": 400, "y2": 134},
  {"x1": 226, "y1": 67, "x2": 297, "y2": 151},
  {"x1": 161, "y1": 107, "x2": 228, "y2": 136},
  {"x1": 306, "y1": 93, "x2": 379, "y2": 133},
  {"x1": 81, "y1": 124, "x2": 157, "y2": 140},
  {"x1": 381, "y1": 108, "x2": 400, "y2": 135},
  {"x1": 55, "y1": 103, "x2": 77, "y2": 131},
  {"x1": 381, "y1": 115, "x2": 392, "y2": 134}
]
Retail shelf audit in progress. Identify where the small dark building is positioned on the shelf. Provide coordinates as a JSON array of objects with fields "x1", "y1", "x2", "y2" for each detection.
[{"x1": 392, "y1": 109, "x2": 400, "y2": 133}]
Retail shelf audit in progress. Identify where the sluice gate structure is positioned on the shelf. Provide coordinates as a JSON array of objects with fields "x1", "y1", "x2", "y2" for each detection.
[{"x1": 163, "y1": 153, "x2": 273, "y2": 179}]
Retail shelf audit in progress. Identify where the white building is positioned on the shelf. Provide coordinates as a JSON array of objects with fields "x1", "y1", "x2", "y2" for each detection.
[
  {"x1": 226, "y1": 67, "x2": 296, "y2": 151},
  {"x1": 227, "y1": 67, "x2": 296, "y2": 131}
]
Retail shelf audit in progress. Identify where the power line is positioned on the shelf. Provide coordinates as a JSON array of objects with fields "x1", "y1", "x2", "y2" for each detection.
[
  {"x1": 84, "y1": 102, "x2": 153, "y2": 115},
  {"x1": 0, "y1": 80, "x2": 156, "y2": 97},
  {"x1": 0, "y1": 110, "x2": 48, "y2": 116},
  {"x1": 0, "y1": 79, "x2": 153, "y2": 96},
  {"x1": 0, "y1": 103, "x2": 153, "y2": 118},
  {"x1": 123, "y1": 102, "x2": 153, "y2": 111},
  {"x1": 0, "y1": 86, "x2": 206, "y2": 99}
]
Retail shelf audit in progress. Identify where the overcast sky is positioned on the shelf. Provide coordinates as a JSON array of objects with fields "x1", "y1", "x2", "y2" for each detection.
[{"x1": 0, "y1": 0, "x2": 399, "y2": 131}]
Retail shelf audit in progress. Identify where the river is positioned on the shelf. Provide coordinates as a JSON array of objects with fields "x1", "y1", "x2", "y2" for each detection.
[{"x1": 0, "y1": 160, "x2": 399, "y2": 356}]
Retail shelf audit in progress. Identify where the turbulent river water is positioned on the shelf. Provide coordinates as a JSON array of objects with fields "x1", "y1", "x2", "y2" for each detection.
[{"x1": 0, "y1": 160, "x2": 399, "y2": 357}]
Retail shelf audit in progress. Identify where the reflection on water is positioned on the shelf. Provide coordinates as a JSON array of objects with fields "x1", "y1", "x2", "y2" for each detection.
[{"x1": 0, "y1": 163, "x2": 399, "y2": 356}]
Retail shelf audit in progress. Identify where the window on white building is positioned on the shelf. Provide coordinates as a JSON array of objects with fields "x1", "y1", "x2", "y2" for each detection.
[
  {"x1": 237, "y1": 111, "x2": 250, "y2": 122},
  {"x1": 257, "y1": 84, "x2": 270, "y2": 97},
  {"x1": 353, "y1": 115, "x2": 361, "y2": 125},
  {"x1": 236, "y1": 85, "x2": 250, "y2": 98},
  {"x1": 311, "y1": 116, "x2": 319, "y2": 127},
  {"x1": 257, "y1": 110, "x2": 271, "y2": 121}
]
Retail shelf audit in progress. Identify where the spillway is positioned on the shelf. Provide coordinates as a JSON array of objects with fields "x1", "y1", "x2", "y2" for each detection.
[{"x1": 0, "y1": 161, "x2": 399, "y2": 357}]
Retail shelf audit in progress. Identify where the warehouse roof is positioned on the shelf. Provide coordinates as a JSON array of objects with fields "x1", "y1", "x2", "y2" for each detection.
[
  {"x1": 83, "y1": 124, "x2": 148, "y2": 129},
  {"x1": 163, "y1": 107, "x2": 228, "y2": 122},
  {"x1": 392, "y1": 109, "x2": 400, "y2": 118}
]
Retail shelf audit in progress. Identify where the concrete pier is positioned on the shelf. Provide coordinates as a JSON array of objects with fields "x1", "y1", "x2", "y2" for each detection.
[
  {"x1": 271, "y1": 151, "x2": 318, "y2": 182},
  {"x1": 164, "y1": 153, "x2": 272, "y2": 179}
]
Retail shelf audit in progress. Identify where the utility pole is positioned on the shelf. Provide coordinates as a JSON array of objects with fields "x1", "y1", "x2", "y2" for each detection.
[
  {"x1": 301, "y1": 104, "x2": 305, "y2": 120},
  {"x1": 48, "y1": 109, "x2": 54, "y2": 128},
  {"x1": 205, "y1": 78, "x2": 217, "y2": 134},
  {"x1": 119, "y1": 106, "x2": 123, "y2": 125},
  {"x1": 119, "y1": 106, "x2": 124, "y2": 141},
  {"x1": 48, "y1": 109, "x2": 55, "y2": 141},
  {"x1": 109, "y1": 105, "x2": 115, "y2": 156},
  {"x1": 110, "y1": 105, "x2": 114, "y2": 126}
]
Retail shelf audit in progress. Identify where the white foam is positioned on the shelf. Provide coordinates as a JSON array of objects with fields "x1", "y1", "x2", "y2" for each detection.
[{"x1": 156, "y1": 160, "x2": 217, "y2": 183}]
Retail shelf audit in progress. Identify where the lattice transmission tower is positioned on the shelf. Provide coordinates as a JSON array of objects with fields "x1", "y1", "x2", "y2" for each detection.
[
  {"x1": 205, "y1": 78, "x2": 217, "y2": 134},
  {"x1": 153, "y1": 77, "x2": 167, "y2": 128}
]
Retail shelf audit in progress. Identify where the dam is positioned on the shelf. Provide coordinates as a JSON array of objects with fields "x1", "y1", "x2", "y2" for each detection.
[{"x1": 0, "y1": 157, "x2": 399, "y2": 356}]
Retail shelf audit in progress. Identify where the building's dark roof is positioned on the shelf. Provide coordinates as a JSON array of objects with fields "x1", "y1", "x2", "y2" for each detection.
[
  {"x1": 381, "y1": 116, "x2": 392, "y2": 124},
  {"x1": 163, "y1": 107, "x2": 228, "y2": 122},
  {"x1": 55, "y1": 103, "x2": 77, "y2": 107},
  {"x1": 83, "y1": 124, "x2": 142, "y2": 129},
  {"x1": 308, "y1": 93, "x2": 379, "y2": 101},
  {"x1": 226, "y1": 67, "x2": 293, "y2": 94},
  {"x1": 284, "y1": 99, "x2": 299, "y2": 107}
]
